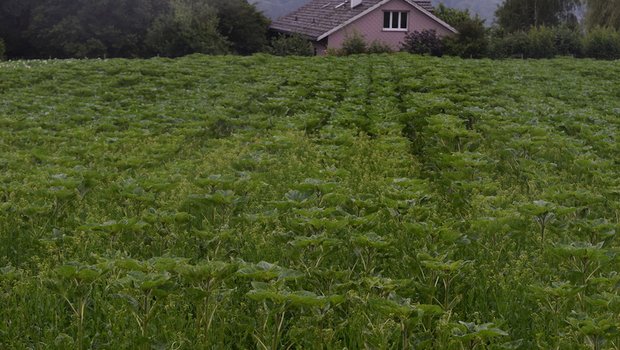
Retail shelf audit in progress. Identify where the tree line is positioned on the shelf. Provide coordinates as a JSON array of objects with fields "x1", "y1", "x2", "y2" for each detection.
[
  {"x1": 492, "y1": 0, "x2": 620, "y2": 58},
  {"x1": 495, "y1": 0, "x2": 620, "y2": 31},
  {"x1": 2, "y1": 0, "x2": 620, "y2": 60},
  {"x1": 0, "y1": 0, "x2": 269, "y2": 59}
]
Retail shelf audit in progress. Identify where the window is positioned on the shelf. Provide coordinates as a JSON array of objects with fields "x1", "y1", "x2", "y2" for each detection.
[{"x1": 383, "y1": 11, "x2": 408, "y2": 30}]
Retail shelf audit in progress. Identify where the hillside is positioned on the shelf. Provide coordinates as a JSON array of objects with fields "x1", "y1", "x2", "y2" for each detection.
[
  {"x1": 0, "y1": 54, "x2": 619, "y2": 348},
  {"x1": 254, "y1": 0, "x2": 501, "y2": 22}
]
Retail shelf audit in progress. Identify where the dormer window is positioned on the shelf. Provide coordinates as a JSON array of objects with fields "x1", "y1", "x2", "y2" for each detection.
[{"x1": 383, "y1": 11, "x2": 408, "y2": 30}]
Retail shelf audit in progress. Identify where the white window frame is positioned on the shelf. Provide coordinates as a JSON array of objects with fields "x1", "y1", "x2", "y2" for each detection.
[{"x1": 382, "y1": 11, "x2": 408, "y2": 31}]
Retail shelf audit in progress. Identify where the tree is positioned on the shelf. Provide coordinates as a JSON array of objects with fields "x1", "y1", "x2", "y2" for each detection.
[
  {"x1": 582, "y1": 26, "x2": 620, "y2": 59},
  {"x1": 340, "y1": 30, "x2": 367, "y2": 55},
  {"x1": 435, "y1": 4, "x2": 488, "y2": 58},
  {"x1": 0, "y1": 37, "x2": 5, "y2": 60},
  {"x1": 26, "y1": 0, "x2": 85, "y2": 58},
  {"x1": 146, "y1": 0, "x2": 229, "y2": 57},
  {"x1": 0, "y1": 0, "x2": 269, "y2": 59},
  {"x1": 26, "y1": 0, "x2": 169, "y2": 58},
  {"x1": 82, "y1": 0, "x2": 170, "y2": 57},
  {"x1": 584, "y1": 0, "x2": 620, "y2": 30},
  {"x1": 402, "y1": 30, "x2": 444, "y2": 56},
  {"x1": 208, "y1": 0, "x2": 270, "y2": 55},
  {"x1": 435, "y1": 3, "x2": 473, "y2": 26},
  {"x1": 0, "y1": 0, "x2": 36, "y2": 57},
  {"x1": 495, "y1": 0, "x2": 580, "y2": 32}
]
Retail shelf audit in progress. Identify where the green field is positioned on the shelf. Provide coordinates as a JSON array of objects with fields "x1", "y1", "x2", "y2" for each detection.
[{"x1": 0, "y1": 54, "x2": 619, "y2": 349}]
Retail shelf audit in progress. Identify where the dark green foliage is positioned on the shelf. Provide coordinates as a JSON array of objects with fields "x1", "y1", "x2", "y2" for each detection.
[
  {"x1": 0, "y1": 38, "x2": 5, "y2": 60},
  {"x1": 332, "y1": 34, "x2": 393, "y2": 56},
  {"x1": 209, "y1": 0, "x2": 270, "y2": 55},
  {"x1": 435, "y1": 3, "x2": 473, "y2": 27},
  {"x1": 488, "y1": 30, "x2": 530, "y2": 58},
  {"x1": 496, "y1": 0, "x2": 580, "y2": 32},
  {"x1": 340, "y1": 31, "x2": 367, "y2": 55},
  {"x1": 0, "y1": 0, "x2": 36, "y2": 58},
  {"x1": 582, "y1": 26, "x2": 620, "y2": 59},
  {"x1": 0, "y1": 0, "x2": 268, "y2": 59},
  {"x1": 267, "y1": 34, "x2": 314, "y2": 56},
  {"x1": 146, "y1": 0, "x2": 229, "y2": 57},
  {"x1": 526, "y1": 26, "x2": 557, "y2": 58},
  {"x1": 26, "y1": 0, "x2": 169, "y2": 58},
  {"x1": 436, "y1": 5, "x2": 488, "y2": 58},
  {"x1": 367, "y1": 40, "x2": 393, "y2": 54},
  {"x1": 487, "y1": 25, "x2": 583, "y2": 59},
  {"x1": 437, "y1": 2, "x2": 584, "y2": 59},
  {"x1": 402, "y1": 30, "x2": 444, "y2": 56},
  {"x1": 554, "y1": 25, "x2": 582, "y2": 56}
]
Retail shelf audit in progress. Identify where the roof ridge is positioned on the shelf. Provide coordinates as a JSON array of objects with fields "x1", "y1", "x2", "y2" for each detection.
[{"x1": 270, "y1": 0, "x2": 443, "y2": 40}]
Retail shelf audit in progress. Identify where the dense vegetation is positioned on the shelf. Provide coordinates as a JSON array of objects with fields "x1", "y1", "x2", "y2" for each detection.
[
  {"x1": 2, "y1": 0, "x2": 620, "y2": 60},
  {"x1": 0, "y1": 0, "x2": 269, "y2": 59},
  {"x1": 495, "y1": 0, "x2": 581, "y2": 32},
  {"x1": 393, "y1": 4, "x2": 620, "y2": 60},
  {"x1": 1, "y1": 54, "x2": 619, "y2": 349}
]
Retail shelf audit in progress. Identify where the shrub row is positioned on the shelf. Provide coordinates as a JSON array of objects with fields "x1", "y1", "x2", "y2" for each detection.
[
  {"x1": 333, "y1": 31, "x2": 394, "y2": 56},
  {"x1": 268, "y1": 32, "x2": 394, "y2": 56},
  {"x1": 489, "y1": 26, "x2": 620, "y2": 59},
  {"x1": 268, "y1": 34, "x2": 315, "y2": 56},
  {"x1": 260, "y1": 25, "x2": 620, "y2": 60},
  {"x1": 403, "y1": 26, "x2": 620, "y2": 60}
]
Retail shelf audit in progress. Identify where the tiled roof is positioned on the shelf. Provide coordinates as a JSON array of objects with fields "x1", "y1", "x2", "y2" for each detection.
[{"x1": 270, "y1": 0, "x2": 435, "y2": 40}]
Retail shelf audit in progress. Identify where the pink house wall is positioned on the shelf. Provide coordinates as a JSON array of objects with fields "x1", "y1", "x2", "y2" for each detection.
[{"x1": 327, "y1": 0, "x2": 453, "y2": 51}]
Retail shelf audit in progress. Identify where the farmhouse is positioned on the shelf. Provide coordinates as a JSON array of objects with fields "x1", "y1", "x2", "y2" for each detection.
[{"x1": 270, "y1": 0, "x2": 457, "y2": 54}]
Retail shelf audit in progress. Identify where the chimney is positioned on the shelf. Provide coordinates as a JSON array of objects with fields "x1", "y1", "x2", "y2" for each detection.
[{"x1": 351, "y1": 0, "x2": 362, "y2": 8}]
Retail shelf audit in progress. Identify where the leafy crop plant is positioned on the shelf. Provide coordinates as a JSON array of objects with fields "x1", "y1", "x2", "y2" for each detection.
[{"x1": 0, "y1": 54, "x2": 619, "y2": 349}]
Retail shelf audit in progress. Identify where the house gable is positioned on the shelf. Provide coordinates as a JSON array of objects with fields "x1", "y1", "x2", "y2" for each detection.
[
  {"x1": 326, "y1": 0, "x2": 456, "y2": 51},
  {"x1": 270, "y1": 0, "x2": 443, "y2": 41},
  {"x1": 317, "y1": 0, "x2": 456, "y2": 41}
]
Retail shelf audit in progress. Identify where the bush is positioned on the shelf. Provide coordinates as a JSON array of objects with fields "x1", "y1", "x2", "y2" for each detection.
[
  {"x1": 146, "y1": 1, "x2": 230, "y2": 57},
  {"x1": 582, "y1": 27, "x2": 620, "y2": 60},
  {"x1": 554, "y1": 25, "x2": 583, "y2": 56},
  {"x1": 526, "y1": 26, "x2": 556, "y2": 58},
  {"x1": 443, "y1": 19, "x2": 488, "y2": 58},
  {"x1": 436, "y1": 4, "x2": 488, "y2": 58},
  {"x1": 488, "y1": 28, "x2": 555, "y2": 59},
  {"x1": 341, "y1": 31, "x2": 367, "y2": 55},
  {"x1": 0, "y1": 38, "x2": 5, "y2": 60},
  {"x1": 325, "y1": 48, "x2": 344, "y2": 56},
  {"x1": 488, "y1": 30, "x2": 532, "y2": 58},
  {"x1": 268, "y1": 34, "x2": 314, "y2": 56},
  {"x1": 402, "y1": 29, "x2": 443, "y2": 56},
  {"x1": 367, "y1": 40, "x2": 393, "y2": 54},
  {"x1": 209, "y1": 0, "x2": 270, "y2": 55},
  {"x1": 487, "y1": 29, "x2": 526, "y2": 58}
]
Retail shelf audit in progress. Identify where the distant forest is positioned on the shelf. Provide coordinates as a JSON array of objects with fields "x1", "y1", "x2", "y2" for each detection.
[{"x1": 253, "y1": 0, "x2": 502, "y2": 23}]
